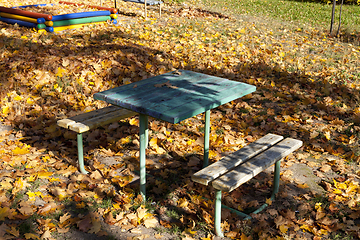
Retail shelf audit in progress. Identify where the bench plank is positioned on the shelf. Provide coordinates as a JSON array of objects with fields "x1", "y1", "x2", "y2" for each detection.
[
  {"x1": 191, "y1": 133, "x2": 284, "y2": 186},
  {"x1": 58, "y1": 106, "x2": 126, "y2": 128},
  {"x1": 57, "y1": 106, "x2": 136, "y2": 133},
  {"x1": 211, "y1": 138, "x2": 303, "y2": 192}
]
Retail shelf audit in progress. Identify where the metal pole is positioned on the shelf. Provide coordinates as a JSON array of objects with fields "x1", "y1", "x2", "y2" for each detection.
[
  {"x1": 272, "y1": 160, "x2": 281, "y2": 198},
  {"x1": 77, "y1": 133, "x2": 88, "y2": 174},
  {"x1": 144, "y1": 0, "x2": 147, "y2": 19},
  {"x1": 215, "y1": 190, "x2": 224, "y2": 237},
  {"x1": 203, "y1": 110, "x2": 210, "y2": 167},
  {"x1": 139, "y1": 114, "x2": 148, "y2": 201},
  {"x1": 251, "y1": 160, "x2": 281, "y2": 215}
]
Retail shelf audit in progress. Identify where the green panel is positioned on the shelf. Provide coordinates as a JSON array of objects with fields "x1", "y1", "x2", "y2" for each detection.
[
  {"x1": 37, "y1": 23, "x2": 46, "y2": 29},
  {"x1": 52, "y1": 16, "x2": 111, "y2": 27}
]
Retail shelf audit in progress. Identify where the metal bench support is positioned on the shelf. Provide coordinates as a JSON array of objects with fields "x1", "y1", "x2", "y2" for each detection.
[
  {"x1": 77, "y1": 133, "x2": 88, "y2": 174},
  {"x1": 214, "y1": 160, "x2": 281, "y2": 237}
]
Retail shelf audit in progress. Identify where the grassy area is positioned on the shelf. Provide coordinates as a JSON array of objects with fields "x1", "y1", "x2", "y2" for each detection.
[{"x1": 193, "y1": 0, "x2": 360, "y2": 32}]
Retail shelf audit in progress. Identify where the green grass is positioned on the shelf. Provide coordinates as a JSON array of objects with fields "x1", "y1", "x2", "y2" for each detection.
[{"x1": 195, "y1": 0, "x2": 360, "y2": 32}]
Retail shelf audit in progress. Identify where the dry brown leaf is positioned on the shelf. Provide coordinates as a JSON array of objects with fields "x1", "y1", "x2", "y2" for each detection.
[
  {"x1": 41, "y1": 230, "x2": 52, "y2": 239},
  {"x1": 187, "y1": 156, "x2": 200, "y2": 167},
  {"x1": 314, "y1": 171, "x2": 326, "y2": 178},
  {"x1": 306, "y1": 161, "x2": 319, "y2": 168},
  {"x1": 274, "y1": 215, "x2": 288, "y2": 228},
  {"x1": 18, "y1": 205, "x2": 34, "y2": 216},
  {"x1": 267, "y1": 208, "x2": 278, "y2": 216},
  {"x1": 320, "y1": 164, "x2": 332, "y2": 173},
  {"x1": 154, "y1": 233, "x2": 163, "y2": 239},
  {"x1": 143, "y1": 217, "x2": 158, "y2": 228}
]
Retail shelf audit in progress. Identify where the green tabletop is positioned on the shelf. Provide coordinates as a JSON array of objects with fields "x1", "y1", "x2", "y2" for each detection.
[{"x1": 94, "y1": 70, "x2": 256, "y2": 124}]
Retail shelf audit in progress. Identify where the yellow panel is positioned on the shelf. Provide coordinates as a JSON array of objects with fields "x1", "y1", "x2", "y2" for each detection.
[
  {"x1": 0, "y1": 12, "x2": 38, "y2": 24},
  {"x1": 52, "y1": 21, "x2": 106, "y2": 32}
]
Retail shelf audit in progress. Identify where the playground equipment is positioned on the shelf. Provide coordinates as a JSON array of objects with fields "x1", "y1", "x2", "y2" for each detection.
[{"x1": 0, "y1": 2, "x2": 118, "y2": 32}]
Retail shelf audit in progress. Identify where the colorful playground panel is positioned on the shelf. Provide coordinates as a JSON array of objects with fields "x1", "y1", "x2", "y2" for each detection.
[{"x1": 0, "y1": 2, "x2": 118, "y2": 32}]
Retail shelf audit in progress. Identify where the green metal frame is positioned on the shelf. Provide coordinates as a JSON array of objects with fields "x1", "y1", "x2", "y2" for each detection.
[
  {"x1": 77, "y1": 133, "x2": 89, "y2": 174},
  {"x1": 214, "y1": 160, "x2": 281, "y2": 237},
  {"x1": 203, "y1": 110, "x2": 210, "y2": 168},
  {"x1": 76, "y1": 122, "x2": 149, "y2": 176},
  {"x1": 139, "y1": 114, "x2": 148, "y2": 200},
  {"x1": 138, "y1": 110, "x2": 211, "y2": 200}
]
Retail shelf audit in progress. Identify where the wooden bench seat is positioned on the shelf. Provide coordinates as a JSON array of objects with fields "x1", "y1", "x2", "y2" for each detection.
[
  {"x1": 192, "y1": 133, "x2": 303, "y2": 237},
  {"x1": 57, "y1": 106, "x2": 136, "y2": 174}
]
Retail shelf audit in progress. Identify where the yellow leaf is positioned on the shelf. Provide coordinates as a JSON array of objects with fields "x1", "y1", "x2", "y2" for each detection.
[
  {"x1": 7, "y1": 226, "x2": 19, "y2": 237},
  {"x1": 315, "y1": 202, "x2": 322, "y2": 210},
  {"x1": 49, "y1": 177, "x2": 61, "y2": 182},
  {"x1": 13, "y1": 178, "x2": 27, "y2": 190},
  {"x1": 240, "y1": 233, "x2": 249, "y2": 240},
  {"x1": 178, "y1": 198, "x2": 189, "y2": 208},
  {"x1": 55, "y1": 67, "x2": 67, "y2": 78},
  {"x1": 26, "y1": 98, "x2": 35, "y2": 105},
  {"x1": 2, "y1": 106, "x2": 10, "y2": 115},
  {"x1": 201, "y1": 234, "x2": 213, "y2": 240},
  {"x1": 279, "y1": 224, "x2": 288, "y2": 233},
  {"x1": 324, "y1": 130, "x2": 331, "y2": 140},
  {"x1": 266, "y1": 198, "x2": 272, "y2": 205},
  {"x1": 12, "y1": 146, "x2": 30, "y2": 155},
  {"x1": 0, "y1": 207, "x2": 9, "y2": 221},
  {"x1": 25, "y1": 233, "x2": 40, "y2": 239},
  {"x1": 186, "y1": 228, "x2": 197, "y2": 235},
  {"x1": 333, "y1": 189, "x2": 342, "y2": 194},
  {"x1": 146, "y1": 63, "x2": 152, "y2": 70},
  {"x1": 336, "y1": 182, "x2": 347, "y2": 190},
  {"x1": 129, "y1": 118, "x2": 138, "y2": 126},
  {"x1": 37, "y1": 171, "x2": 53, "y2": 179},
  {"x1": 318, "y1": 228, "x2": 328, "y2": 236},
  {"x1": 27, "y1": 192, "x2": 36, "y2": 201},
  {"x1": 27, "y1": 175, "x2": 37, "y2": 182},
  {"x1": 120, "y1": 136, "x2": 131, "y2": 145},
  {"x1": 298, "y1": 183, "x2": 309, "y2": 189},
  {"x1": 0, "y1": 179, "x2": 13, "y2": 190},
  {"x1": 14, "y1": 95, "x2": 22, "y2": 101},
  {"x1": 76, "y1": 202, "x2": 86, "y2": 208},
  {"x1": 149, "y1": 138, "x2": 158, "y2": 148}
]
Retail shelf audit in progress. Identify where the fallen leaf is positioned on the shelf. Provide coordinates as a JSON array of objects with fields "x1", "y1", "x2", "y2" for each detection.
[
  {"x1": 144, "y1": 217, "x2": 158, "y2": 228},
  {"x1": 320, "y1": 164, "x2": 332, "y2": 173},
  {"x1": 24, "y1": 233, "x2": 40, "y2": 239}
]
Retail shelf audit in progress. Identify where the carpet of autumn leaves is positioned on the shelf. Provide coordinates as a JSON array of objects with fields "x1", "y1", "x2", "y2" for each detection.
[{"x1": 1, "y1": 0, "x2": 360, "y2": 239}]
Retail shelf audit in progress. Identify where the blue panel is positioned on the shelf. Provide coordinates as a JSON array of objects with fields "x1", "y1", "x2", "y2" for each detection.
[
  {"x1": 123, "y1": 0, "x2": 162, "y2": 5},
  {"x1": 0, "y1": 17, "x2": 37, "y2": 28},
  {"x1": 52, "y1": 11, "x2": 111, "y2": 21},
  {"x1": 12, "y1": 4, "x2": 55, "y2": 8}
]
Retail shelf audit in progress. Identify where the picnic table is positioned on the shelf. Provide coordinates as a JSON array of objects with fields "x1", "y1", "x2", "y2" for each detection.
[{"x1": 94, "y1": 70, "x2": 256, "y2": 199}]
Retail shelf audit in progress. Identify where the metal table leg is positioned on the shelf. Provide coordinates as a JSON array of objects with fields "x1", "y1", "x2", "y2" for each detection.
[
  {"x1": 139, "y1": 114, "x2": 148, "y2": 201},
  {"x1": 203, "y1": 110, "x2": 210, "y2": 167}
]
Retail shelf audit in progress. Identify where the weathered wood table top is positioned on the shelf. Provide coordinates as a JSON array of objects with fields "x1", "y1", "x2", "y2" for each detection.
[{"x1": 94, "y1": 70, "x2": 256, "y2": 123}]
